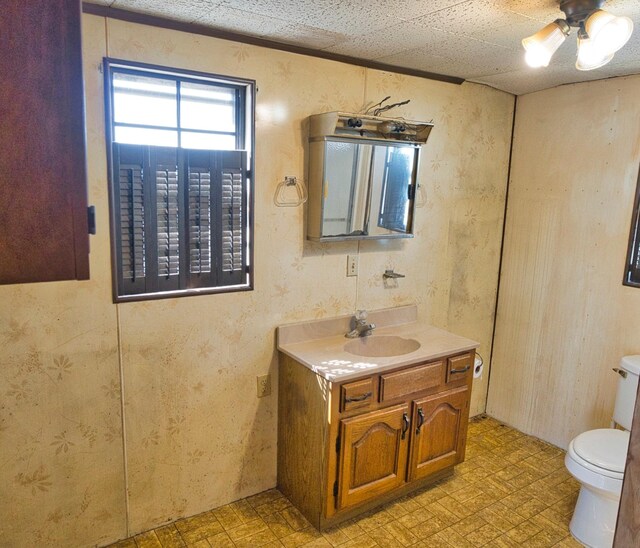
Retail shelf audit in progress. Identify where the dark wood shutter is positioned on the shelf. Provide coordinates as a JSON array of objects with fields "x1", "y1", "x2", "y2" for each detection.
[
  {"x1": 188, "y1": 168, "x2": 212, "y2": 275},
  {"x1": 112, "y1": 145, "x2": 248, "y2": 298},
  {"x1": 150, "y1": 147, "x2": 182, "y2": 293},
  {"x1": 113, "y1": 144, "x2": 147, "y2": 296},
  {"x1": 185, "y1": 149, "x2": 248, "y2": 289},
  {"x1": 629, "y1": 245, "x2": 640, "y2": 285},
  {"x1": 627, "y1": 208, "x2": 640, "y2": 286},
  {"x1": 184, "y1": 150, "x2": 218, "y2": 289},
  {"x1": 629, "y1": 233, "x2": 640, "y2": 285},
  {"x1": 625, "y1": 172, "x2": 640, "y2": 287},
  {"x1": 217, "y1": 151, "x2": 248, "y2": 287}
]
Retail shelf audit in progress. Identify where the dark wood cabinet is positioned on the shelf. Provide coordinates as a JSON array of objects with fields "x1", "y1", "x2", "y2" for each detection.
[{"x1": 0, "y1": 0, "x2": 89, "y2": 284}]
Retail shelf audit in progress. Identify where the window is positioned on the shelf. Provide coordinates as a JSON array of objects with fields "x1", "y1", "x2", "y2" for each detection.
[
  {"x1": 104, "y1": 59, "x2": 254, "y2": 301},
  {"x1": 624, "y1": 168, "x2": 640, "y2": 287}
]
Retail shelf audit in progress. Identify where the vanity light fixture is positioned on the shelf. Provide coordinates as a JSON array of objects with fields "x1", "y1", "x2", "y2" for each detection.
[{"x1": 522, "y1": 0, "x2": 633, "y2": 71}]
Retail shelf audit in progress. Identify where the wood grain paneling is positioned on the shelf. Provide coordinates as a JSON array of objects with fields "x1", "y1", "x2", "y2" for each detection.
[
  {"x1": 0, "y1": 0, "x2": 89, "y2": 284},
  {"x1": 487, "y1": 75, "x2": 640, "y2": 448}
]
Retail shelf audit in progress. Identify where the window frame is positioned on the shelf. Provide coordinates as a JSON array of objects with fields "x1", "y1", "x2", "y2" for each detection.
[
  {"x1": 623, "y1": 166, "x2": 640, "y2": 288},
  {"x1": 103, "y1": 58, "x2": 255, "y2": 303}
]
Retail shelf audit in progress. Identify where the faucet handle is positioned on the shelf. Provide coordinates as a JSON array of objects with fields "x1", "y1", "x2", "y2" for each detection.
[{"x1": 355, "y1": 309, "x2": 368, "y2": 321}]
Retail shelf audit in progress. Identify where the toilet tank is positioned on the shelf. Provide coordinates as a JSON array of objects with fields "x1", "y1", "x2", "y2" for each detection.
[{"x1": 613, "y1": 355, "x2": 640, "y2": 430}]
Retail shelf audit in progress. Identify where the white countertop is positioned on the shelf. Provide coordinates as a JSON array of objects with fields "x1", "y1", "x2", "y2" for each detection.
[{"x1": 277, "y1": 305, "x2": 479, "y2": 382}]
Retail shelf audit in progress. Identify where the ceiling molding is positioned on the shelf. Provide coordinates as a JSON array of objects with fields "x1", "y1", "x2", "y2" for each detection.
[{"x1": 82, "y1": 2, "x2": 465, "y2": 86}]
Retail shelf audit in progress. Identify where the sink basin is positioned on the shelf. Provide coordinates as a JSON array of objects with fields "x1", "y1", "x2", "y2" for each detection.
[{"x1": 344, "y1": 335, "x2": 421, "y2": 358}]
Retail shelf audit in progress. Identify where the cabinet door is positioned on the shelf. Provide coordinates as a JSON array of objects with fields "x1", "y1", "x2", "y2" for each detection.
[
  {"x1": 408, "y1": 387, "x2": 469, "y2": 481},
  {"x1": 337, "y1": 404, "x2": 410, "y2": 510},
  {"x1": 0, "y1": 0, "x2": 89, "y2": 284}
]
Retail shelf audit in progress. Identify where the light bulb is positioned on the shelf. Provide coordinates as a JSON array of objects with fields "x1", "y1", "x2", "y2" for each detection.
[
  {"x1": 585, "y1": 9, "x2": 634, "y2": 56},
  {"x1": 522, "y1": 20, "x2": 570, "y2": 68},
  {"x1": 524, "y1": 46, "x2": 553, "y2": 68}
]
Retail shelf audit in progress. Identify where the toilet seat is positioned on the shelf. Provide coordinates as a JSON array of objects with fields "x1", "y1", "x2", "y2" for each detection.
[
  {"x1": 571, "y1": 428, "x2": 629, "y2": 478},
  {"x1": 565, "y1": 428, "x2": 628, "y2": 496}
]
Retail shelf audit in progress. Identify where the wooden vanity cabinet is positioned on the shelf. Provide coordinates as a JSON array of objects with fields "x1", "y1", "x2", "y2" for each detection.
[{"x1": 278, "y1": 349, "x2": 474, "y2": 530}]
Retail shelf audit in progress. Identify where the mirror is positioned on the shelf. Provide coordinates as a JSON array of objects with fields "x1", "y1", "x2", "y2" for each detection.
[
  {"x1": 308, "y1": 138, "x2": 420, "y2": 240},
  {"x1": 306, "y1": 111, "x2": 432, "y2": 241}
]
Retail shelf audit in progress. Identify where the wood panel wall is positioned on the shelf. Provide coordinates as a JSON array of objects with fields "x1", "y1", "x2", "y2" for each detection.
[{"x1": 487, "y1": 75, "x2": 640, "y2": 448}]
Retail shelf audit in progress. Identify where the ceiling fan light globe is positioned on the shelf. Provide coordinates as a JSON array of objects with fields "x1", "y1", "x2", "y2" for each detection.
[
  {"x1": 522, "y1": 21, "x2": 568, "y2": 68},
  {"x1": 576, "y1": 34, "x2": 614, "y2": 70},
  {"x1": 585, "y1": 9, "x2": 634, "y2": 56}
]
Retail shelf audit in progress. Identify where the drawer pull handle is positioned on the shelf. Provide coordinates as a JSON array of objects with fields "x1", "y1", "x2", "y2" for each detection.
[
  {"x1": 401, "y1": 412, "x2": 409, "y2": 440},
  {"x1": 450, "y1": 365, "x2": 470, "y2": 374},
  {"x1": 416, "y1": 408, "x2": 425, "y2": 435},
  {"x1": 344, "y1": 391, "x2": 372, "y2": 403}
]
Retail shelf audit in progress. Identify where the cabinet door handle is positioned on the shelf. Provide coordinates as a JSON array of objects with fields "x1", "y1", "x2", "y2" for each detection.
[
  {"x1": 450, "y1": 365, "x2": 470, "y2": 374},
  {"x1": 416, "y1": 408, "x2": 425, "y2": 435},
  {"x1": 344, "y1": 391, "x2": 372, "y2": 403},
  {"x1": 401, "y1": 412, "x2": 409, "y2": 440}
]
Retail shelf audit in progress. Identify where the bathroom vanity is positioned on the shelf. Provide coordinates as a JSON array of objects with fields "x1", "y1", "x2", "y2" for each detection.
[{"x1": 277, "y1": 306, "x2": 478, "y2": 530}]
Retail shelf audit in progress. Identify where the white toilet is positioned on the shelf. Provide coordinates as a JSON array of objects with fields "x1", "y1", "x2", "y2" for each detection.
[{"x1": 565, "y1": 355, "x2": 640, "y2": 548}]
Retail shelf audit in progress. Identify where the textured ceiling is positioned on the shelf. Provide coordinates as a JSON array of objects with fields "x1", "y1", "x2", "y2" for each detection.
[{"x1": 89, "y1": 0, "x2": 640, "y2": 95}]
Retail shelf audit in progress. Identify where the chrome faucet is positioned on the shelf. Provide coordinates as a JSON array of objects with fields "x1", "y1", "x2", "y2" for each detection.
[{"x1": 345, "y1": 310, "x2": 376, "y2": 338}]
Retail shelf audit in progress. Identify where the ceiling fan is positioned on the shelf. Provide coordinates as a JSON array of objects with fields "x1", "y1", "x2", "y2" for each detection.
[{"x1": 522, "y1": 0, "x2": 634, "y2": 70}]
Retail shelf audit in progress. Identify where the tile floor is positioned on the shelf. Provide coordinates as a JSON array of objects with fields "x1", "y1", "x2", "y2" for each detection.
[{"x1": 109, "y1": 416, "x2": 582, "y2": 547}]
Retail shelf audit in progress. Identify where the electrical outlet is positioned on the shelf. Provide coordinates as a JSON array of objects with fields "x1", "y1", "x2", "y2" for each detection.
[
  {"x1": 257, "y1": 374, "x2": 271, "y2": 398},
  {"x1": 347, "y1": 255, "x2": 358, "y2": 277}
]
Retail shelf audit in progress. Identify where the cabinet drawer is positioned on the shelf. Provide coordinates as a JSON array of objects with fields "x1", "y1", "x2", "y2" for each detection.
[
  {"x1": 446, "y1": 353, "x2": 473, "y2": 385},
  {"x1": 341, "y1": 377, "x2": 375, "y2": 412},
  {"x1": 380, "y1": 361, "x2": 443, "y2": 403}
]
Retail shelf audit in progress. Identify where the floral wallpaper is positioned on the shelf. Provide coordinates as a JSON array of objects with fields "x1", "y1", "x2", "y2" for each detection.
[{"x1": 0, "y1": 13, "x2": 513, "y2": 546}]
